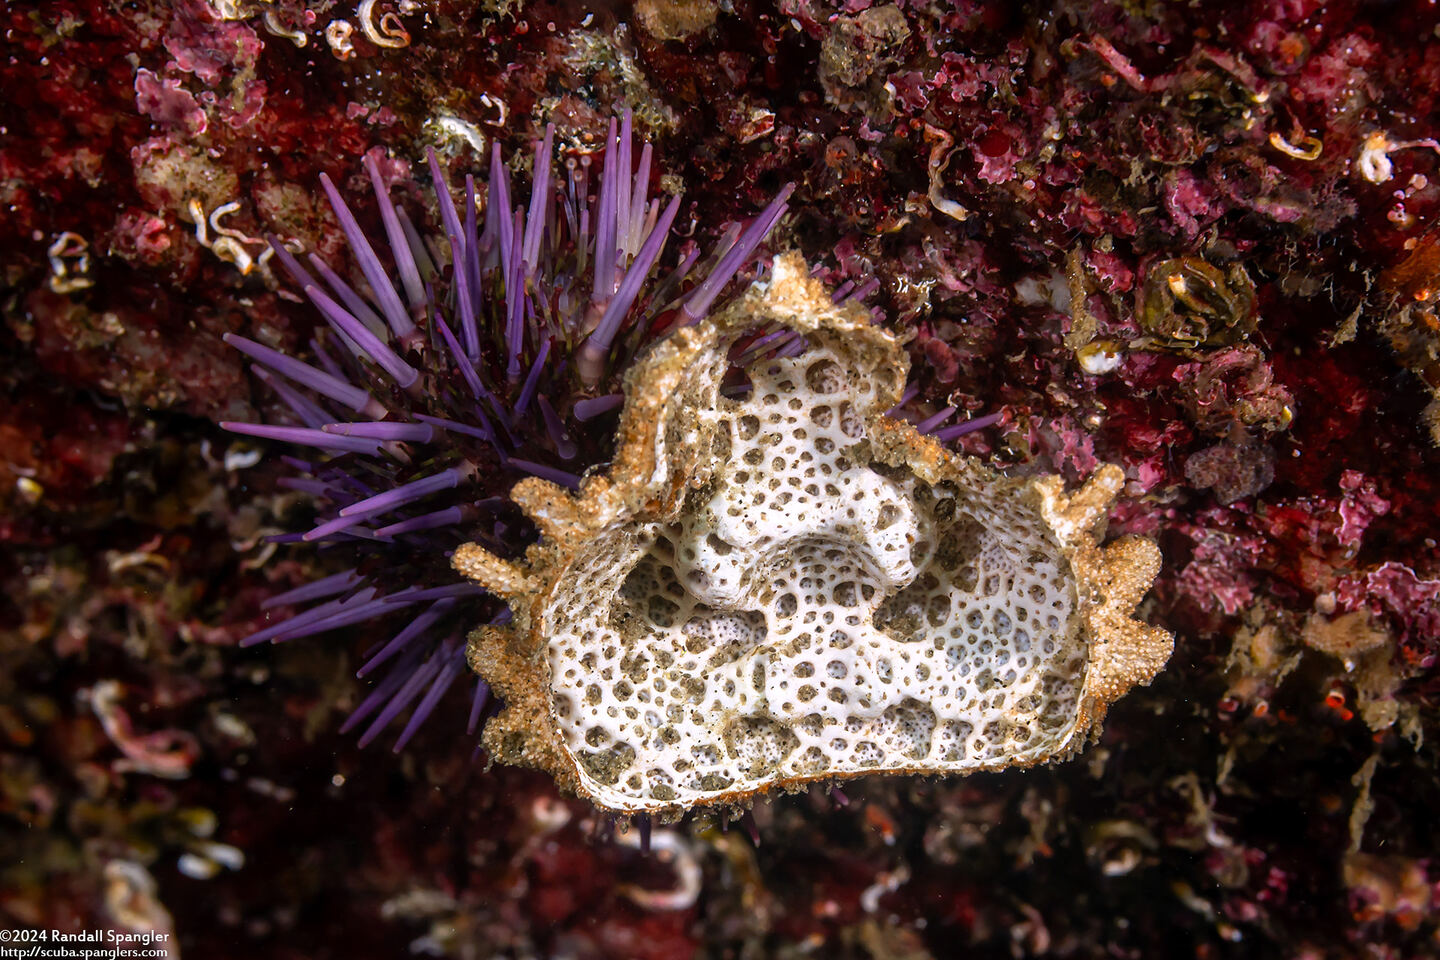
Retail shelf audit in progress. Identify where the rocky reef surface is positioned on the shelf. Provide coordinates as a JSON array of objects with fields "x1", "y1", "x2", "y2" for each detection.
[{"x1": 2, "y1": 0, "x2": 1438, "y2": 957}]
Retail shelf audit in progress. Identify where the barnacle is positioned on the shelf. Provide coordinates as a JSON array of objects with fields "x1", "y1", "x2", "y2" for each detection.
[{"x1": 454, "y1": 254, "x2": 1173, "y2": 816}]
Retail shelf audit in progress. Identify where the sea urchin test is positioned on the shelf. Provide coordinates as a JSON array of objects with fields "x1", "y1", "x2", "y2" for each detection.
[{"x1": 454, "y1": 254, "x2": 1174, "y2": 816}]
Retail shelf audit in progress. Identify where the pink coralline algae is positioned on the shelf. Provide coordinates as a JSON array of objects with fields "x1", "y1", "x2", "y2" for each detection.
[
  {"x1": 2, "y1": 0, "x2": 1440, "y2": 957},
  {"x1": 133, "y1": 70, "x2": 207, "y2": 137}
]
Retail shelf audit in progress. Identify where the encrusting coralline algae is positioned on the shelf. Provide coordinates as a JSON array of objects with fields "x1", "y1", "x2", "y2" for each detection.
[{"x1": 455, "y1": 253, "x2": 1173, "y2": 816}]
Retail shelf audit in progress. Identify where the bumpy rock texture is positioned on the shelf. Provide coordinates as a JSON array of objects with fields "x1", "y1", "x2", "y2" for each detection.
[{"x1": 455, "y1": 256, "x2": 1170, "y2": 813}]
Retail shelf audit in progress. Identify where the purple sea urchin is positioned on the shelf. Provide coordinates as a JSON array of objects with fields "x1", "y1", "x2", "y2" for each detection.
[{"x1": 224, "y1": 113, "x2": 793, "y2": 753}]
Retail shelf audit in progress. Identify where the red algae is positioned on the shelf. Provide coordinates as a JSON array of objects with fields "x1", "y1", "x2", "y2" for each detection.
[{"x1": 2, "y1": 0, "x2": 1439, "y2": 957}]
